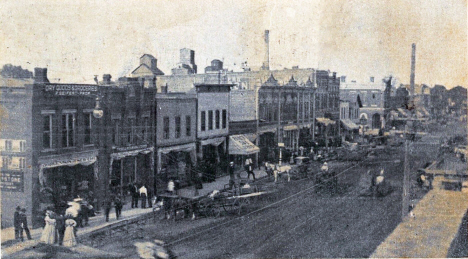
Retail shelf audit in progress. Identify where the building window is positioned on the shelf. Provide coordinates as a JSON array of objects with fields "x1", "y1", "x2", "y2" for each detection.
[
  {"x1": 222, "y1": 109, "x2": 227, "y2": 129},
  {"x1": 5, "y1": 140, "x2": 12, "y2": 151},
  {"x1": 62, "y1": 113, "x2": 75, "y2": 147},
  {"x1": 112, "y1": 119, "x2": 120, "y2": 146},
  {"x1": 175, "y1": 116, "x2": 181, "y2": 138},
  {"x1": 129, "y1": 118, "x2": 135, "y2": 144},
  {"x1": 43, "y1": 115, "x2": 53, "y2": 149},
  {"x1": 215, "y1": 110, "x2": 220, "y2": 129},
  {"x1": 84, "y1": 113, "x2": 92, "y2": 145},
  {"x1": 201, "y1": 111, "x2": 206, "y2": 131},
  {"x1": 186, "y1": 116, "x2": 191, "y2": 136},
  {"x1": 19, "y1": 157, "x2": 26, "y2": 169},
  {"x1": 208, "y1": 110, "x2": 213, "y2": 130},
  {"x1": 19, "y1": 141, "x2": 26, "y2": 152},
  {"x1": 2, "y1": 156, "x2": 10, "y2": 169},
  {"x1": 142, "y1": 117, "x2": 149, "y2": 142},
  {"x1": 163, "y1": 116, "x2": 170, "y2": 139}
]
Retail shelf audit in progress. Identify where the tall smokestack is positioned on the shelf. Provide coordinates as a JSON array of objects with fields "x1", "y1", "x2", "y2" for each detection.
[
  {"x1": 262, "y1": 30, "x2": 270, "y2": 70},
  {"x1": 410, "y1": 43, "x2": 416, "y2": 96}
]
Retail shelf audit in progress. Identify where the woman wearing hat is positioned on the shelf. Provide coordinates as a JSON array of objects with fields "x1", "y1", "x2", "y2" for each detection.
[{"x1": 40, "y1": 210, "x2": 56, "y2": 244}]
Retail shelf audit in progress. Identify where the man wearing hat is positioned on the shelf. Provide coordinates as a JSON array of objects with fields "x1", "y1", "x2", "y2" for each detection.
[
  {"x1": 14, "y1": 206, "x2": 21, "y2": 241},
  {"x1": 19, "y1": 208, "x2": 32, "y2": 241},
  {"x1": 228, "y1": 161, "x2": 236, "y2": 190}
]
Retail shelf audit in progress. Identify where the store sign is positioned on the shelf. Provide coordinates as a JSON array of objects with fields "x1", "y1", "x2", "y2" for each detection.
[
  {"x1": 40, "y1": 156, "x2": 97, "y2": 168},
  {"x1": 45, "y1": 84, "x2": 98, "y2": 96},
  {"x1": 1, "y1": 171, "x2": 24, "y2": 192}
]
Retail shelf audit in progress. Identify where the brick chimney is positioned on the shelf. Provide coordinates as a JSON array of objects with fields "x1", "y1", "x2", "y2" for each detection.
[
  {"x1": 103, "y1": 74, "x2": 112, "y2": 84},
  {"x1": 34, "y1": 68, "x2": 50, "y2": 83},
  {"x1": 370, "y1": 76, "x2": 375, "y2": 83}
]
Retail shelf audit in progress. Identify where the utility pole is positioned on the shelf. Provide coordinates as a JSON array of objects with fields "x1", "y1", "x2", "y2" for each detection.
[{"x1": 402, "y1": 43, "x2": 416, "y2": 220}]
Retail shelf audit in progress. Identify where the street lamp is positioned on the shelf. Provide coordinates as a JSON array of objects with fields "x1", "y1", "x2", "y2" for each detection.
[{"x1": 93, "y1": 97, "x2": 104, "y2": 119}]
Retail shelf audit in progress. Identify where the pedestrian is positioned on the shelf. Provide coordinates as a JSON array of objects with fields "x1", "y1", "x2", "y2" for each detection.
[
  {"x1": 167, "y1": 179, "x2": 175, "y2": 195},
  {"x1": 19, "y1": 208, "x2": 32, "y2": 241},
  {"x1": 80, "y1": 200, "x2": 89, "y2": 227},
  {"x1": 115, "y1": 195, "x2": 123, "y2": 220},
  {"x1": 246, "y1": 158, "x2": 256, "y2": 181},
  {"x1": 73, "y1": 197, "x2": 83, "y2": 228},
  {"x1": 14, "y1": 206, "x2": 21, "y2": 241},
  {"x1": 62, "y1": 215, "x2": 77, "y2": 247},
  {"x1": 40, "y1": 210, "x2": 56, "y2": 244},
  {"x1": 103, "y1": 196, "x2": 113, "y2": 222},
  {"x1": 131, "y1": 182, "x2": 139, "y2": 208},
  {"x1": 55, "y1": 214, "x2": 66, "y2": 245},
  {"x1": 228, "y1": 161, "x2": 236, "y2": 190},
  {"x1": 174, "y1": 179, "x2": 181, "y2": 196},
  {"x1": 139, "y1": 185, "x2": 148, "y2": 208}
]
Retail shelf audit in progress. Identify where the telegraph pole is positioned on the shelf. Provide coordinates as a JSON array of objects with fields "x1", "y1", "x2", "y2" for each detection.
[{"x1": 402, "y1": 43, "x2": 416, "y2": 220}]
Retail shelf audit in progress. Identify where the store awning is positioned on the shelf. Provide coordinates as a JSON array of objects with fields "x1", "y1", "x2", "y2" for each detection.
[
  {"x1": 316, "y1": 117, "x2": 336, "y2": 126},
  {"x1": 229, "y1": 135, "x2": 260, "y2": 155},
  {"x1": 283, "y1": 125, "x2": 299, "y2": 131},
  {"x1": 341, "y1": 119, "x2": 359, "y2": 130},
  {"x1": 200, "y1": 136, "x2": 226, "y2": 146},
  {"x1": 397, "y1": 108, "x2": 410, "y2": 118}
]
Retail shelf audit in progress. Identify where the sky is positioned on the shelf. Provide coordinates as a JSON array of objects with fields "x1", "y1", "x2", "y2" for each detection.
[{"x1": 1, "y1": 0, "x2": 466, "y2": 87}]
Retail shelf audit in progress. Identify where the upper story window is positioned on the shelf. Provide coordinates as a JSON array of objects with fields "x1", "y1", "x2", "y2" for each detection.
[
  {"x1": 142, "y1": 117, "x2": 149, "y2": 142},
  {"x1": 186, "y1": 116, "x2": 191, "y2": 136},
  {"x1": 5, "y1": 140, "x2": 12, "y2": 151},
  {"x1": 163, "y1": 116, "x2": 170, "y2": 139},
  {"x1": 175, "y1": 116, "x2": 181, "y2": 139},
  {"x1": 62, "y1": 113, "x2": 75, "y2": 148},
  {"x1": 200, "y1": 111, "x2": 206, "y2": 131},
  {"x1": 222, "y1": 109, "x2": 227, "y2": 129},
  {"x1": 208, "y1": 110, "x2": 213, "y2": 130},
  {"x1": 19, "y1": 141, "x2": 26, "y2": 152},
  {"x1": 112, "y1": 119, "x2": 120, "y2": 146},
  {"x1": 128, "y1": 118, "x2": 136, "y2": 144},
  {"x1": 43, "y1": 114, "x2": 53, "y2": 149},
  {"x1": 215, "y1": 110, "x2": 220, "y2": 129},
  {"x1": 84, "y1": 113, "x2": 92, "y2": 145}
]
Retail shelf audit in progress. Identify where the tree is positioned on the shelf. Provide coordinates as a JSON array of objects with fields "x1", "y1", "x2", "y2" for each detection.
[{"x1": 0, "y1": 64, "x2": 33, "y2": 78}]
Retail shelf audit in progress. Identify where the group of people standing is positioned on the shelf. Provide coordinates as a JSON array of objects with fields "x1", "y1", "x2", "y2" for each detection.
[
  {"x1": 128, "y1": 182, "x2": 151, "y2": 209},
  {"x1": 39, "y1": 209, "x2": 77, "y2": 247}
]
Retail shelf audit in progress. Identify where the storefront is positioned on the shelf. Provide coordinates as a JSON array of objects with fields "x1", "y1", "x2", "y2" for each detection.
[
  {"x1": 341, "y1": 119, "x2": 359, "y2": 142},
  {"x1": 109, "y1": 146, "x2": 154, "y2": 196},
  {"x1": 198, "y1": 136, "x2": 227, "y2": 179},
  {"x1": 258, "y1": 128, "x2": 277, "y2": 164},
  {"x1": 316, "y1": 117, "x2": 337, "y2": 147},
  {"x1": 37, "y1": 150, "x2": 98, "y2": 215},
  {"x1": 157, "y1": 143, "x2": 196, "y2": 186}
]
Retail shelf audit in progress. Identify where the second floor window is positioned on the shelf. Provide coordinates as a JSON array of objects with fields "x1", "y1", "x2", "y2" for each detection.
[
  {"x1": 62, "y1": 113, "x2": 75, "y2": 147},
  {"x1": 186, "y1": 116, "x2": 191, "y2": 136},
  {"x1": 222, "y1": 109, "x2": 227, "y2": 129},
  {"x1": 5, "y1": 140, "x2": 12, "y2": 151},
  {"x1": 215, "y1": 110, "x2": 220, "y2": 129},
  {"x1": 112, "y1": 120, "x2": 120, "y2": 146},
  {"x1": 175, "y1": 116, "x2": 181, "y2": 138},
  {"x1": 128, "y1": 119, "x2": 135, "y2": 144},
  {"x1": 163, "y1": 116, "x2": 170, "y2": 139},
  {"x1": 208, "y1": 110, "x2": 213, "y2": 130},
  {"x1": 142, "y1": 117, "x2": 149, "y2": 142},
  {"x1": 19, "y1": 141, "x2": 26, "y2": 152},
  {"x1": 43, "y1": 115, "x2": 53, "y2": 149},
  {"x1": 201, "y1": 111, "x2": 206, "y2": 131},
  {"x1": 84, "y1": 113, "x2": 92, "y2": 145}
]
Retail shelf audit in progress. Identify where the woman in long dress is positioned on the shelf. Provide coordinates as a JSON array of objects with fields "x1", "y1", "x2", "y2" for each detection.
[
  {"x1": 40, "y1": 211, "x2": 56, "y2": 244},
  {"x1": 62, "y1": 216, "x2": 77, "y2": 247}
]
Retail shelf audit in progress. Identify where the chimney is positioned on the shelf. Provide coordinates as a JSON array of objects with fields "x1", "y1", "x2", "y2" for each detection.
[
  {"x1": 370, "y1": 76, "x2": 374, "y2": 83},
  {"x1": 340, "y1": 76, "x2": 346, "y2": 83},
  {"x1": 161, "y1": 84, "x2": 168, "y2": 94},
  {"x1": 103, "y1": 74, "x2": 112, "y2": 84},
  {"x1": 333, "y1": 72, "x2": 337, "y2": 79},
  {"x1": 261, "y1": 30, "x2": 270, "y2": 70},
  {"x1": 34, "y1": 68, "x2": 50, "y2": 83}
]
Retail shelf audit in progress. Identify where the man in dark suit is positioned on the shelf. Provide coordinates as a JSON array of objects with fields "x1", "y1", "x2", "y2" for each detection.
[
  {"x1": 14, "y1": 206, "x2": 21, "y2": 241},
  {"x1": 19, "y1": 208, "x2": 32, "y2": 241},
  {"x1": 55, "y1": 214, "x2": 65, "y2": 245}
]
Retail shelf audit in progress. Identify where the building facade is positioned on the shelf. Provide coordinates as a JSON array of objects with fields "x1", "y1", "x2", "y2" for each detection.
[{"x1": 155, "y1": 93, "x2": 197, "y2": 188}]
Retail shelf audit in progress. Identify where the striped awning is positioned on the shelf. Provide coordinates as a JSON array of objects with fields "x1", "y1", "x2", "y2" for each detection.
[
  {"x1": 341, "y1": 119, "x2": 359, "y2": 130},
  {"x1": 316, "y1": 117, "x2": 336, "y2": 126}
]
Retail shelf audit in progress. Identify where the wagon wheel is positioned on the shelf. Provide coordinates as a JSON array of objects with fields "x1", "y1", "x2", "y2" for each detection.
[
  {"x1": 236, "y1": 198, "x2": 250, "y2": 215},
  {"x1": 212, "y1": 204, "x2": 222, "y2": 218}
]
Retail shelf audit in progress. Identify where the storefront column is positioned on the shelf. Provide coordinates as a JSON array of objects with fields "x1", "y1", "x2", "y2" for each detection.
[
  {"x1": 120, "y1": 161, "x2": 124, "y2": 196},
  {"x1": 134, "y1": 156, "x2": 137, "y2": 183}
]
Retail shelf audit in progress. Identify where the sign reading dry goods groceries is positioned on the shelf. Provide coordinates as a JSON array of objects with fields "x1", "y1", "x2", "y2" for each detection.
[
  {"x1": 1, "y1": 171, "x2": 24, "y2": 192},
  {"x1": 45, "y1": 84, "x2": 98, "y2": 96}
]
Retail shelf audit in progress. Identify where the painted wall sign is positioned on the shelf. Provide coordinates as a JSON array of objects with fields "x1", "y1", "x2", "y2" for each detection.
[
  {"x1": 45, "y1": 84, "x2": 98, "y2": 96},
  {"x1": 1, "y1": 171, "x2": 24, "y2": 192}
]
